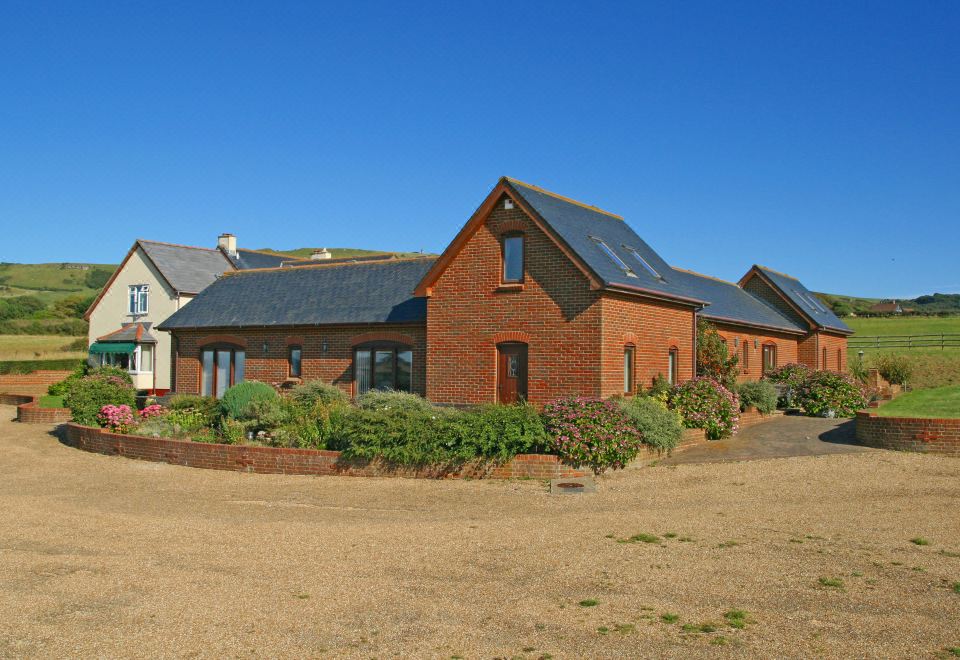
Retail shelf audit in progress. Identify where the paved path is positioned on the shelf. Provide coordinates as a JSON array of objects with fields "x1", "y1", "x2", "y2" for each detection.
[{"x1": 660, "y1": 415, "x2": 876, "y2": 465}]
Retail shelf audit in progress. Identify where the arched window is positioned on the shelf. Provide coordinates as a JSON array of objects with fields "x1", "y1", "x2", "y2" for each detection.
[
  {"x1": 288, "y1": 345, "x2": 302, "y2": 378},
  {"x1": 200, "y1": 345, "x2": 245, "y2": 398},
  {"x1": 822, "y1": 347, "x2": 828, "y2": 370},
  {"x1": 501, "y1": 233, "x2": 524, "y2": 283},
  {"x1": 742, "y1": 341, "x2": 750, "y2": 374},
  {"x1": 762, "y1": 343, "x2": 777, "y2": 375},
  {"x1": 354, "y1": 342, "x2": 412, "y2": 395},
  {"x1": 837, "y1": 348, "x2": 843, "y2": 371},
  {"x1": 624, "y1": 345, "x2": 635, "y2": 394},
  {"x1": 668, "y1": 347, "x2": 679, "y2": 386}
]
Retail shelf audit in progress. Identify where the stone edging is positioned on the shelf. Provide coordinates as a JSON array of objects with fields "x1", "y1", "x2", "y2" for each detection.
[
  {"x1": 855, "y1": 410, "x2": 960, "y2": 457},
  {"x1": 0, "y1": 393, "x2": 72, "y2": 424},
  {"x1": 61, "y1": 423, "x2": 589, "y2": 480}
]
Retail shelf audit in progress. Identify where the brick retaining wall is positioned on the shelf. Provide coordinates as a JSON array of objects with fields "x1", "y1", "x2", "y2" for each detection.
[
  {"x1": 855, "y1": 411, "x2": 960, "y2": 457},
  {"x1": 62, "y1": 423, "x2": 589, "y2": 480},
  {"x1": 0, "y1": 394, "x2": 72, "y2": 424},
  {"x1": 0, "y1": 370, "x2": 72, "y2": 396}
]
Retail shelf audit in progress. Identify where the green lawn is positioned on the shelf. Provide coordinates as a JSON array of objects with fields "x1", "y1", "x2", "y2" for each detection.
[
  {"x1": 846, "y1": 316, "x2": 960, "y2": 339},
  {"x1": 876, "y1": 386, "x2": 960, "y2": 418},
  {"x1": 38, "y1": 395, "x2": 65, "y2": 409}
]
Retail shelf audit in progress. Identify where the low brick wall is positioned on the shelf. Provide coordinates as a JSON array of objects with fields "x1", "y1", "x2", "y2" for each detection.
[
  {"x1": 0, "y1": 370, "x2": 72, "y2": 397},
  {"x1": 61, "y1": 423, "x2": 589, "y2": 480},
  {"x1": 672, "y1": 408, "x2": 780, "y2": 452},
  {"x1": 0, "y1": 393, "x2": 72, "y2": 424},
  {"x1": 856, "y1": 411, "x2": 960, "y2": 457}
]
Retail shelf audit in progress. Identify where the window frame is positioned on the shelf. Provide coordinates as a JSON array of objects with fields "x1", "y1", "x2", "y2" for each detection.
[
  {"x1": 742, "y1": 341, "x2": 750, "y2": 374},
  {"x1": 822, "y1": 347, "x2": 828, "y2": 370},
  {"x1": 500, "y1": 232, "x2": 525, "y2": 284},
  {"x1": 199, "y1": 345, "x2": 245, "y2": 398},
  {"x1": 667, "y1": 347, "x2": 679, "y2": 386},
  {"x1": 590, "y1": 237, "x2": 637, "y2": 278},
  {"x1": 622, "y1": 245, "x2": 662, "y2": 279},
  {"x1": 762, "y1": 343, "x2": 777, "y2": 375},
  {"x1": 288, "y1": 345, "x2": 302, "y2": 379},
  {"x1": 837, "y1": 348, "x2": 842, "y2": 371},
  {"x1": 353, "y1": 343, "x2": 413, "y2": 395},
  {"x1": 624, "y1": 344, "x2": 635, "y2": 394},
  {"x1": 128, "y1": 284, "x2": 149, "y2": 315}
]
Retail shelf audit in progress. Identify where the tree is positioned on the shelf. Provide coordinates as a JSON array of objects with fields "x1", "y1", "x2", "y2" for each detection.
[{"x1": 696, "y1": 319, "x2": 739, "y2": 390}]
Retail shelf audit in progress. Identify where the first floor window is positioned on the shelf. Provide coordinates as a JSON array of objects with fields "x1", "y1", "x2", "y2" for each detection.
[
  {"x1": 129, "y1": 284, "x2": 149, "y2": 315},
  {"x1": 201, "y1": 347, "x2": 245, "y2": 398},
  {"x1": 502, "y1": 233, "x2": 524, "y2": 283},
  {"x1": 837, "y1": 348, "x2": 843, "y2": 371},
  {"x1": 354, "y1": 345, "x2": 412, "y2": 395},
  {"x1": 288, "y1": 345, "x2": 302, "y2": 378},
  {"x1": 99, "y1": 351, "x2": 130, "y2": 370},
  {"x1": 822, "y1": 347, "x2": 828, "y2": 370},
  {"x1": 742, "y1": 343, "x2": 750, "y2": 373},
  {"x1": 624, "y1": 345, "x2": 635, "y2": 394},
  {"x1": 762, "y1": 344, "x2": 777, "y2": 374},
  {"x1": 667, "y1": 348, "x2": 678, "y2": 386}
]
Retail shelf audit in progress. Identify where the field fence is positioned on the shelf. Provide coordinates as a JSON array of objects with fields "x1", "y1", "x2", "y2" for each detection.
[{"x1": 849, "y1": 333, "x2": 960, "y2": 351}]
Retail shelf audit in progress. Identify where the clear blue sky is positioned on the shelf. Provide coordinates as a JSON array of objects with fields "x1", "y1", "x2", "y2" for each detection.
[{"x1": 1, "y1": 1, "x2": 957, "y2": 298}]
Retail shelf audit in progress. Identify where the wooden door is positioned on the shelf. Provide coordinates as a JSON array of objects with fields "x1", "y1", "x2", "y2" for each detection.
[{"x1": 497, "y1": 343, "x2": 527, "y2": 403}]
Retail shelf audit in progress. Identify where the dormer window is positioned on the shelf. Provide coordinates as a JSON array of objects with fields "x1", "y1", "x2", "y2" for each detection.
[
  {"x1": 129, "y1": 284, "x2": 149, "y2": 315},
  {"x1": 623, "y1": 246, "x2": 662, "y2": 279},
  {"x1": 502, "y1": 233, "x2": 524, "y2": 283},
  {"x1": 590, "y1": 237, "x2": 636, "y2": 278}
]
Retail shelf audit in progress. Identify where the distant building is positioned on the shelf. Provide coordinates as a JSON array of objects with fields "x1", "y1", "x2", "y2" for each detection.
[{"x1": 869, "y1": 300, "x2": 904, "y2": 314}]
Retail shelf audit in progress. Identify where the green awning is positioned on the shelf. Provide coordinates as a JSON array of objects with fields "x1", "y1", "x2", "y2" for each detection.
[{"x1": 88, "y1": 342, "x2": 135, "y2": 355}]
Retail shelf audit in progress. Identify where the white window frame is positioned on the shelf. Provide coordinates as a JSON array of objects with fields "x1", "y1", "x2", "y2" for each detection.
[
  {"x1": 129, "y1": 284, "x2": 149, "y2": 315},
  {"x1": 130, "y1": 344, "x2": 154, "y2": 374}
]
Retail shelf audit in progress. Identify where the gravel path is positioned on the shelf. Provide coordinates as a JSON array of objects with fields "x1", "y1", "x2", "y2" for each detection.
[{"x1": 1, "y1": 405, "x2": 959, "y2": 658}]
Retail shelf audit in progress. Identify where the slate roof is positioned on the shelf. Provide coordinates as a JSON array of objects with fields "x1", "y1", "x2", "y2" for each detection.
[
  {"x1": 138, "y1": 241, "x2": 234, "y2": 294},
  {"x1": 223, "y1": 248, "x2": 297, "y2": 271},
  {"x1": 753, "y1": 266, "x2": 853, "y2": 334},
  {"x1": 669, "y1": 269, "x2": 806, "y2": 333},
  {"x1": 503, "y1": 178, "x2": 848, "y2": 334},
  {"x1": 97, "y1": 322, "x2": 159, "y2": 343},
  {"x1": 158, "y1": 258, "x2": 435, "y2": 330}
]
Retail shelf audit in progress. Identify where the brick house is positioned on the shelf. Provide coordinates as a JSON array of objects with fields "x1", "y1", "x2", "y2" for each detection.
[{"x1": 159, "y1": 178, "x2": 852, "y2": 405}]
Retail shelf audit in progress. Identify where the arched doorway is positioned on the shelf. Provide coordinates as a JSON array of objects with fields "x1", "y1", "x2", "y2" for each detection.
[{"x1": 496, "y1": 342, "x2": 528, "y2": 403}]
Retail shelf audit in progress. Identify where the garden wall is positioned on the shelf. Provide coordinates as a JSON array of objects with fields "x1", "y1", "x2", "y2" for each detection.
[
  {"x1": 62, "y1": 423, "x2": 589, "y2": 480},
  {"x1": 0, "y1": 393, "x2": 72, "y2": 424},
  {"x1": 855, "y1": 411, "x2": 960, "y2": 457},
  {"x1": 0, "y1": 370, "x2": 72, "y2": 396}
]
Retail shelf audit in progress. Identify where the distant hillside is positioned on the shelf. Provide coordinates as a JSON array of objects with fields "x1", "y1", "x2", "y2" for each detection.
[
  {"x1": 816, "y1": 291, "x2": 960, "y2": 317},
  {"x1": 257, "y1": 247, "x2": 431, "y2": 260}
]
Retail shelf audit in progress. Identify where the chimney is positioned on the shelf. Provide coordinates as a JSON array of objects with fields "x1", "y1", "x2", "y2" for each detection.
[
  {"x1": 218, "y1": 233, "x2": 237, "y2": 256},
  {"x1": 311, "y1": 248, "x2": 332, "y2": 261}
]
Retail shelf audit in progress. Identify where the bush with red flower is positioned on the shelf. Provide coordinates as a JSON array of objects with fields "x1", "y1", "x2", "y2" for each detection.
[
  {"x1": 669, "y1": 377, "x2": 740, "y2": 439},
  {"x1": 139, "y1": 404, "x2": 164, "y2": 420},
  {"x1": 542, "y1": 396, "x2": 644, "y2": 474},
  {"x1": 794, "y1": 370, "x2": 867, "y2": 418},
  {"x1": 97, "y1": 404, "x2": 136, "y2": 433}
]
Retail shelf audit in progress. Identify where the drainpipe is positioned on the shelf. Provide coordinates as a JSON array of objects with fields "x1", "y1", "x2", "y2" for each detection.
[{"x1": 692, "y1": 309, "x2": 699, "y2": 380}]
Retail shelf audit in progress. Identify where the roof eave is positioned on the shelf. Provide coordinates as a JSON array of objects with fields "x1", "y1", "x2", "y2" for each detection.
[
  {"x1": 601, "y1": 282, "x2": 708, "y2": 307},
  {"x1": 697, "y1": 312, "x2": 807, "y2": 336}
]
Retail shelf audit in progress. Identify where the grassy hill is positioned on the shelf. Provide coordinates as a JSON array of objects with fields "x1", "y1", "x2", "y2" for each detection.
[
  {"x1": 816, "y1": 291, "x2": 960, "y2": 316},
  {"x1": 258, "y1": 247, "x2": 431, "y2": 260}
]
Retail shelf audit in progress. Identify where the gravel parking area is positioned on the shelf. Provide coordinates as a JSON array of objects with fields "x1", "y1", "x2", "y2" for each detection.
[{"x1": 1, "y1": 405, "x2": 959, "y2": 658}]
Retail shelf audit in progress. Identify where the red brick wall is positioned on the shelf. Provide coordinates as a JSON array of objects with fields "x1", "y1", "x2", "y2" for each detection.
[
  {"x1": 17, "y1": 399, "x2": 72, "y2": 424},
  {"x1": 426, "y1": 193, "x2": 605, "y2": 405},
  {"x1": 171, "y1": 324, "x2": 426, "y2": 396},
  {"x1": 0, "y1": 370, "x2": 73, "y2": 396},
  {"x1": 797, "y1": 331, "x2": 848, "y2": 371},
  {"x1": 711, "y1": 322, "x2": 800, "y2": 382},
  {"x1": 856, "y1": 411, "x2": 960, "y2": 456},
  {"x1": 62, "y1": 423, "x2": 588, "y2": 479},
  {"x1": 600, "y1": 293, "x2": 695, "y2": 396}
]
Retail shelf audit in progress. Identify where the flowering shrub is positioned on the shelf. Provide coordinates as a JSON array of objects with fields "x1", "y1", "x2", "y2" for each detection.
[
  {"x1": 794, "y1": 371, "x2": 867, "y2": 418},
  {"x1": 139, "y1": 404, "x2": 164, "y2": 419},
  {"x1": 670, "y1": 377, "x2": 740, "y2": 439},
  {"x1": 97, "y1": 404, "x2": 136, "y2": 433},
  {"x1": 64, "y1": 371, "x2": 137, "y2": 425},
  {"x1": 542, "y1": 396, "x2": 643, "y2": 474},
  {"x1": 764, "y1": 363, "x2": 812, "y2": 389}
]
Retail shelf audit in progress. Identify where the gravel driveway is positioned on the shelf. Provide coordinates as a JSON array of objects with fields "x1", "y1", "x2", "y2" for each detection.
[{"x1": 1, "y1": 405, "x2": 959, "y2": 658}]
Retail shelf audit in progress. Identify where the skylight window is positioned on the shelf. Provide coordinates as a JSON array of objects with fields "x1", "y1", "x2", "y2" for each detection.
[
  {"x1": 590, "y1": 237, "x2": 636, "y2": 277},
  {"x1": 795, "y1": 289, "x2": 827, "y2": 313},
  {"x1": 623, "y1": 246, "x2": 662, "y2": 279}
]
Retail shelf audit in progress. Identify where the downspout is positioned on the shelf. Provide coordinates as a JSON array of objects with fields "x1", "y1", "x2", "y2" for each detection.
[{"x1": 692, "y1": 309, "x2": 698, "y2": 380}]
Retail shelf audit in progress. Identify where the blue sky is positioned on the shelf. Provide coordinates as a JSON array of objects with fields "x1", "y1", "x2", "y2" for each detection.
[{"x1": 1, "y1": 1, "x2": 957, "y2": 298}]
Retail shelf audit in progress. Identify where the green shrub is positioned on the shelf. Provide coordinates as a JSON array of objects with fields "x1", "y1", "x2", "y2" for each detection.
[
  {"x1": 737, "y1": 380, "x2": 778, "y2": 414},
  {"x1": 290, "y1": 380, "x2": 348, "y2": 408},
  {"x1": 355, "y1": 389, "x2": 435, "y2": 413},
  {"x1": 456, "y1": 403, "x2": 547, "y2": 461},
  {"x1": 335, "y1": 406, "x2": 466, "y2": 466},
  {"x1": 696, "y1": 319, "x2": 740, "y2": 390},
  {"x1": 670, "y1": 377, "x2": 740, "y2": 439},
  {"x1": 872, "y1": 353, "x2": 914, "y2": 386},
  {"x1": 765, "y1": 363, "x2": 812, "y2": 389},
  {"x1": 64, "y1": 371, "x2": 136, "y2": 426},
  {"x1": 795, "y1": 370, "x2": 867, "y2": 418},
  {"x1": 219, "y1": 381, "x2": 277, "y2": 420},
  {"x1": 48, "y1": 363, "x2": 87, "y2": 396},
  {"x1": 0, "y1": 358, "x2": 85, "y2": 375},
  {"x1": 648, "y1": 373, "x2": 673, "y2": 399},
  {"x1": 542, "y1": 396, "x2": 644, "y2": 474},
  {"x1": 617, "y1": 395, "x2": 683, "y2": 453}
]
